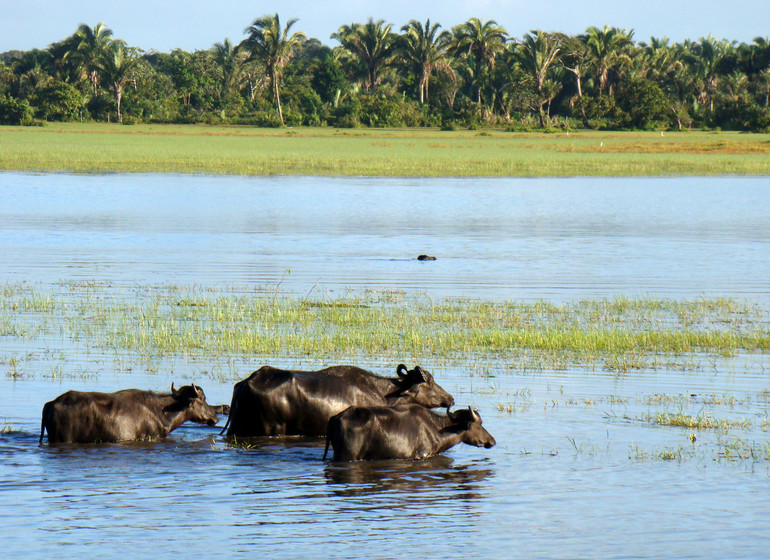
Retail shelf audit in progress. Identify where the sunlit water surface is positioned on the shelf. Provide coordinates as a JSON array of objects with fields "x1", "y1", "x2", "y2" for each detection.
[
  {"x1": 1, "y1": 172, "x2": 769, "y2": 559},
  {"x1": 2, "y1": 173, "x2": 769, "y2": 301}
]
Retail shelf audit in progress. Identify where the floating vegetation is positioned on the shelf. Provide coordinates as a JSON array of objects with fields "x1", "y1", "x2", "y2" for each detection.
[
  {"x1": 0, "y1": 421, "x2": 17, "y2": 434},
  {"x1": 226, "y1": 437, "x2": 260, "y2": 450},
  {"x1": 642, "y1": 412, "x2": 754, "y2": 431},
  {"x1": 717, "y1": 437, "x2": 770, "y2": 461},
  {"x1": 629, "y1": 444, "x2": 698, "y2": 462}
]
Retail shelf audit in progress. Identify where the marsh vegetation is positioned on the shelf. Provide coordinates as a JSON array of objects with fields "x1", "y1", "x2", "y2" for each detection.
[{"x1": 3, "y1": 282, "x2": 768, "y2": 377}]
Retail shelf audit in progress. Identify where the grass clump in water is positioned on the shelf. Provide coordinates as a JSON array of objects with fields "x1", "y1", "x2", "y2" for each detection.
[{"x1": 642, "y1": 412, "x2": 754, "y2": 430}]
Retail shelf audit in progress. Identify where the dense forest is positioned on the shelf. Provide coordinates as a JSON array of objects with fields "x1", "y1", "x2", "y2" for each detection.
[{"x1": 1, "y1": 15, "x2": 769, "y2": 131}]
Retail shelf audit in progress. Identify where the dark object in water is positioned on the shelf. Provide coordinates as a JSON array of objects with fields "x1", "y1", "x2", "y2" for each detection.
[
  {"x1": 40, "y1": 383, "x2": 219, "y2": 444},
  {"x1": 223, "y1": 364, "x2": 455, "y2": 437},
  {"x1": 417, "y1": 254, "x2": 436, "y2": 261},
  {"x1": 324, "y1": 404, "x2": 496, "y2": 461}
]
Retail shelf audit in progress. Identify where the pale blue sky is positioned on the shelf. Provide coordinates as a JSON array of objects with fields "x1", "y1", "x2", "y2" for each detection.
[{"x1": 2, "y1": 0, "x2": 768, "y2": 53}]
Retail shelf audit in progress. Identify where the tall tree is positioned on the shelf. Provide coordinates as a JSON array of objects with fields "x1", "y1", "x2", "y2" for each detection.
[
  {"x1": 582, "y1": 25, "x2": 634, "y2": 96},
  {"x1": 557, "y1": 33, "x2": 591, "y2": 125},
  {"x1": 65, "y1": 22, "x2": 114, "y2": 94},
  {"x1": 639, "y1": 37, "x2": 682, "y2": 84},
  {"x1": 638, "y1": 37, "x2": 687, "y2": 129},
  {"x1": 332, "y1": 19, "x2": 396, "y2": 91},
  {"x1": 99, "y1": 40, "x2": 138, "y2": 122},
  {"x1": 756, "y1": 68, "x2": 770, "y2": 108},
  {"x1": 451, "y1": 18, "x2": 508, "y2": 106},
  {"x1": 211, "y1": 38, "x2": 242, "y2": 100},
  {"x1": 683, "y1": 35, "x2": 729, "y2": 114},
  {"x1": 515, "y1": 31, "x2": 562, "y2": 127},
  {"x1": 398, "y1": 19, "x2": 453, "y2": 104},
  {"x1": 240, "y1": 13, "x2": 306, "y2": 124}
]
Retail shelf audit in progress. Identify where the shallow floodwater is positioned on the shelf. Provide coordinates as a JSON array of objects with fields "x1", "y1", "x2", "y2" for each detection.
[
  {"x1": 1, "y1": 173, "x2": 769, "y2": 302},
  {"x1": 1, "y1": 172, "x2": 770, "y2": 559}
]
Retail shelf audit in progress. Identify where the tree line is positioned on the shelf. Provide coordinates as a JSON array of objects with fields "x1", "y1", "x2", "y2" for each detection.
[{"x1": 1, "y1": 14, "x2": 769, "y2": 131}]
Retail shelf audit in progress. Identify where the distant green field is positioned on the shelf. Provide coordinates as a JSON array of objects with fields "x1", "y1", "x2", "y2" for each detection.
[{"x1": 1, "y1": 123, "x2": 769, "y2": 176}]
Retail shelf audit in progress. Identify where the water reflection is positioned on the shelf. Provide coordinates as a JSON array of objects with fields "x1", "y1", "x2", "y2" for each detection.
[{"x1": 324, "y1": 455, "x2": 491, "y2": 501}]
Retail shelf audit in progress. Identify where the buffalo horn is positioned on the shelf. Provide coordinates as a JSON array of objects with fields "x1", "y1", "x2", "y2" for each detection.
[{"x1": 396, "y1": 364, "x2": 408, "y2": 379}]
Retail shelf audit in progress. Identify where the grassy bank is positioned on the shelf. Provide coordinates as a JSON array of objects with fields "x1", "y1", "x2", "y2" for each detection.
[
  {"x1": 2, "y1": 283, "x2": 768, "y2": 377},
  {"x1": 2, "y1": 123, "x2": 770, "y2": 176}
]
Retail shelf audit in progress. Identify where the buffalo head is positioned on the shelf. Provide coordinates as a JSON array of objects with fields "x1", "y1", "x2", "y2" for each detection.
[
  {"x1": 448, "y1": 406, "x2": 496, "y2": 449},
  {"x1": 393, "y1": 364, "x2": 454, "y2": 408},
  {"x1": 170, "y1": 383, "x2": 219, "y2": 426}
]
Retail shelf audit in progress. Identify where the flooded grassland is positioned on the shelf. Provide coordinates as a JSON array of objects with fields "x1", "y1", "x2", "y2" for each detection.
[{"x1": 1, "y1": 172, "x2": 769, "y2": 559}]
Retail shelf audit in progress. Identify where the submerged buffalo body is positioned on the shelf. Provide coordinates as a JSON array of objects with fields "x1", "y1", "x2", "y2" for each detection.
[
  {"x1": 324, "y1": 404, "x2": 496, "y2": 461},
  {"x1": 224, "y1": 364, "x2": 455, "y2": 437},
  {"x1": 40, "y1": 384, "x2": 219, "y2": 444}
]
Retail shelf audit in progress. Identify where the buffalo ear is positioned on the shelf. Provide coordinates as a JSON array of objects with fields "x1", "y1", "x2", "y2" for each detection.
[{"x1": 396, "y1": 364, "x2": 408, "y2": 379}]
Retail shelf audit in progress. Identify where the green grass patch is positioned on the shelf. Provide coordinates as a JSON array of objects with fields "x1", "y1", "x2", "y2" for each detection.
[
  {"x1": 1, "y1": 123, "x2": 770, "y2": 176},
  {"x1": 642, "y1": 411, "x2": 754, "y2": 430},
  {"x1": 2, "y1": 283, "x2": 768, "y2": 374},
  {"x1": 717, "y1": 437, "x2": 770, "y2": 461}
]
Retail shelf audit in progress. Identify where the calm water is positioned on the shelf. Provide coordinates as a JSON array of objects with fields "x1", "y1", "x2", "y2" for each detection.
[
  {"x1": 1, "y1": 172, "x2": 769, "y2": 301},
  {"x1": 1, "y1": 172, "x2": 770, "y2": 559}
]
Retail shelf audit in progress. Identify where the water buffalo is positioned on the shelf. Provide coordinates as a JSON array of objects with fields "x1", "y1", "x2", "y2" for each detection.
[
  {"x1": 40, "y1": 383, "x2": 219, "y2": 444},
  {"x1": 224, "y1": 364, "x2": 455, "y2": 437},
  {"x1": 324, "y1": 404, "x2": 496, "y2": 461}
]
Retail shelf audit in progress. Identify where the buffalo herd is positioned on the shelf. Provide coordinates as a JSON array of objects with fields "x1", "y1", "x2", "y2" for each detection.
[{"x1": 40, "y1": 364, "x2": 496, "y2": 461}]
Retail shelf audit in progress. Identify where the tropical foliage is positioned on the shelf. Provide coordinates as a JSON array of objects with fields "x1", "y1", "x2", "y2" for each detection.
[{"x1": 1, "y1": 15, "x2": 769, "y2": 131}]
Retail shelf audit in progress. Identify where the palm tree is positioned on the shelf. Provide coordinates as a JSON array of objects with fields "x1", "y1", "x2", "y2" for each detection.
[
  {"x1": 556, "y1": 33, "x2": 592, "y2": 126},
  {"x1": 634, "y1": 37, "x2": 689, "y2": 130},
  {"x1": 240, "y1": 13, "x2": 306, "y2": 124},
  {"x1": 211, "y1": 38, "x2": 243, "y2": 100},
  {"x1": 65, "y1": 22, "x2": 114, "y2": 94},
  {"x1": 515, "y1": 31, "x2": 562, "y2": 127},
  {"x1": 684, "y1": 35, "x2": 729, "y2": 113},
  {"x1": 332, "y1": 19, "x2": 396, "y2": 91},
  {"x1": 451, "y1": 18, "x2": 508, "y2": 106},
  {"x1": 99, "y1": 40, "x2": 138, "y2": 122},
  {"x1": 582, "y1": 25, "x2": 634, "y2": 96},
  {"x1": 755, "y1": 68, "x2": 770, "y2": 108},
  {"x1": 398, "y1": 19, "x2": 454, "y2": 104},
  {"x1": 640, "y1": 37, "x2": 682, "y2": 83}
]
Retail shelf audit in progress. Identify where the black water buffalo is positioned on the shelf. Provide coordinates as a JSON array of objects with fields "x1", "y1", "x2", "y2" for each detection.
[
  {"x1": 324, "y1": 404, "x2": 496, "y2": 461},
  {"x1": 40, "y1": 383, "x2": 219, "y2": 444},
  {"x1": 224, "y1": 364, "x2": 455, "y2": 437}
]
